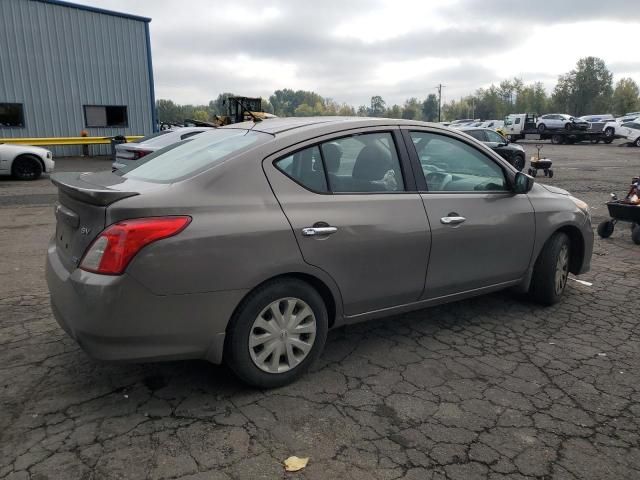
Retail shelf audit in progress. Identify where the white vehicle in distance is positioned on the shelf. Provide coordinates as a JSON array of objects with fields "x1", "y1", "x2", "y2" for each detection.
[
  {"x1": 481, "y1": 120, "x2": 504, "y2": 129},
  {"x1": 616, "y1": 120, "x2": 640, "y2": 147},
  {"x1": 601, "y1": 114, "x2": 640, "y2": 140},
  {"x1": 580, "y1": 114, "x2": 614, "y2": 123},
  {"x1": 0, "y1": 143, "x2": 54, "y2": 180},
  {"x1": 113, "y1": 126, "x2": 214, "y2": 170},
  {"x1": 536, "y1": 114, "x2": 589, "y2": 132}
]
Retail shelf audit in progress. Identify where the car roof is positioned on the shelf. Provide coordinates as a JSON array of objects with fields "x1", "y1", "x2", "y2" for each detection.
[{"x1": 221, "y1": 116, "x2": 442, "y2": 135}]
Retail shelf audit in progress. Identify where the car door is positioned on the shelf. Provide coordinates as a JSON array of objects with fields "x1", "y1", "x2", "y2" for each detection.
[
  {"x1": 484, "y1": 129, "x2": 512, "y2": 161},
  {"x1": 402, "y1": 128, "x2": 535, "y2": 299},
  {"x1": 263, "y1": 128, "x2": 430, "y2": 316}
]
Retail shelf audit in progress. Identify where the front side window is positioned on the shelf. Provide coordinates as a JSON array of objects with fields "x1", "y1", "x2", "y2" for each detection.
[
  {"x1": 465, "y1": 130, "x2": 486, "y2": 141},
  {"x1": 84, "y1": 105, "x2": 128, "y2": 127},
  {"x1": 515, "y1": 117, "x2": 521, "y2": 124},
  {"x1": 121, "y1": 129, "x2": 269, "y2": 183},
  {"x1": 410, "y1": 131, "x2": 508, "y2": 192},
  {"x1": 0, "y1": 103, "x2": 24, "y2": 127}
]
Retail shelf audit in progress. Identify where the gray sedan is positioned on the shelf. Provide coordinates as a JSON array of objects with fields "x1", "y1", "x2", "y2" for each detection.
[{"x1": 46, "y1": 117, "x2": 593, "y2": 388}]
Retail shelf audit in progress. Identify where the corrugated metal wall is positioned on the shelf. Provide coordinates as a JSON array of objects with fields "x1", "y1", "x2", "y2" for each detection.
[{"x1": 0, "y1": 0, "x2": 154, "y2": 156}]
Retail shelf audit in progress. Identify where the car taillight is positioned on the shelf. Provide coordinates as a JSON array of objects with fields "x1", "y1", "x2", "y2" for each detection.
[
  {"x1": 128, "y1": 149, "x2": 152, "y2": 159},
  {"x1": 79, "y1": 216, "x2": 191, "y2": 275}
]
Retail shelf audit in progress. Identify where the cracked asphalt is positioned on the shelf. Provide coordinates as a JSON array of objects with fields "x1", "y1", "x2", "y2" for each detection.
[{"x1": 1, "y1": 144, "x2": 640, "y2": 479}]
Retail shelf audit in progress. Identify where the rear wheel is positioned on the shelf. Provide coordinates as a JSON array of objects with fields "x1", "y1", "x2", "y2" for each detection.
[
  {"x1": 597, "y1": 220, "x2": 614, "y2": 238},
  {"x1": 537, "y1": 124, "x2": 546, "y2": 133},
  {"x1": 225, "y1": 279, "x2": 328, "y2": 388},
  {"x1": 632, "y1": 225, "x2": 640, "y2": 245},
  {"x1": 529, "y1": 232, "x2": 570, "y2": 305},
  {"x1": 12, "y1": 155, "x2": 43, "y2": 180},
  {"x1": 551, "y1": 134, "x2": 563, "y2": 144},
  {"x1": 634, "y1": 137, "x2": 640, "y2": 147},
  {"x1": 512, "y1": 154, "x2": 525, "y2": 171}
]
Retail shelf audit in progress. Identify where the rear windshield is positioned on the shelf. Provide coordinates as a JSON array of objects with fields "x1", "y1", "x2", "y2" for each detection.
[
  {"x1": 131, "y1": 130, "x2": 171, "y2": 143},
  {"x1": 119, "y1": 129, "x2": 270, "y2": 183}
]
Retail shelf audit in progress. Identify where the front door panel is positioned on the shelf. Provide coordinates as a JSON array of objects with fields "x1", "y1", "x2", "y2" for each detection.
[{"x1": 420, "y1": 193, "x2": 535, "y2": 299}]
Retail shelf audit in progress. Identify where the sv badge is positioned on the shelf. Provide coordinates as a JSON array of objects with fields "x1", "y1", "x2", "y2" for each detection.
[{"x1": 80, "y1": 226, "x2": 91, "y2": 236}]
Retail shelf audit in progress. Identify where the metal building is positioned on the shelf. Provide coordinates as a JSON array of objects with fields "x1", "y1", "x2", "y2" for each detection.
[{"x1": 0, "y1": 0, "x2": 156, "y2": 156}]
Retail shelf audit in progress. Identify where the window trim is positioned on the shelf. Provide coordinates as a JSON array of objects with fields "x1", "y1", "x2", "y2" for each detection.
[
  {"x1": 270, "y1": 127, "x2": 417, "y2": 195},
  {"x1": 83, "y1": 104, "x2": 129, "y2": 128},
  {"x1": 0, "y1": 102, "x2": 25, "y2": 129},
  {"x1": 400, "y1": 127, "x2": 516, "y2": 194}
]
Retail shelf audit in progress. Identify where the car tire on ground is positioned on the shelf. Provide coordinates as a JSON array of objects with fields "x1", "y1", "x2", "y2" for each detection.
[
  {"x1": 224, "y1": 278, "x2": 328, "y2": 388},
  {"x1": 632, "y1": 225, "x2": 640, "y2": 245},
  {"x1": 529, "y1": 232, "x2": 571, "y2": 306},
  {"x1": 551, "y1": 134, "x2": 563, "y2": 145},
  {"x1": 12, "y1": 155, "x2": 43, "y2": 181},
  {"x1": 513, "y1": 154, "x2": 525, "y2": 171},
  {"x1": 597, "y1": 220, "x2": 615, "y2": 238},
  {"x1": 537, "y1": 124, "x2": 546, "y2": 133},
  {"x1": 604, "y1": 138, "x2": 614, "y2": 144}
]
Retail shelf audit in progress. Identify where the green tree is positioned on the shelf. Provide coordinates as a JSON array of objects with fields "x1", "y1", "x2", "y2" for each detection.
[
  {"x1": 612, "y1": 78, "x2": 640, "y2": 115},
  {"x1": 402, "y1": 98, "x2": 421, "y2": 120},
  {"x1": 208, "y1": 92, "x2": 235, "y2": 117},
  {"x1": 422, "y1": 94, "x2": 438, "y2": 121},
  {"x1": 385, "y1": 104, "x2": 402, "y2": 118},
  {"x1": 192, "y1": 109, "x2": 210, "y2": 122},
  {"x1": 156, "y1": 99, "x2": 181, "y2": 123},
  {"x1": 552, "y1": 57, "x2": 613, "y2": 115},
  {"x1": 368, "y1": 96, "x2": 386, "y2": 117}
]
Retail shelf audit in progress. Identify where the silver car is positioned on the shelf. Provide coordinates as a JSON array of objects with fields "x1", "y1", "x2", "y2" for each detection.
[
  {"x1": 536, "y1": 114, "x2": 589, "y2": 132},
  {"x1": 46, "y1": 117, "x2": 593, "y2": 388},
  {"x1": 113, "y1": 127, "x2": 213, "y2": 170}
]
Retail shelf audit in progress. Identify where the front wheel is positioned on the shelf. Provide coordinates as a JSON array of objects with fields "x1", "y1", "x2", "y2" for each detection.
[
  {"x1": 604, "y1": 127, "x2": 614, "y2": 138},
  {"x1": 224, "y1": 279, "x2": 328, "y2": 388},
  {"x1": 634, "y1": 137, "x2": 640, "y2": 147},
  {"x1": 551, "y1": 134, "x2": 563, "y2": 144},
  {"x1": 632, "y1": 225, "x2": 640, "y2": 245},
  {"x1": 513, "y1": 154, "x2": 525, "y2": 171},
  {"x1": 529, "y1": 232, "x2": 571, "y2": 305},
  {"x1": 537, "y1": 124, "x2": 546, "y2": 133},
  {"x1": 604, "y1": 138, "x2": 614, "y2": 144},
  {"x1": 12, "y1": 155, "x2": 43, "y2": 180}
]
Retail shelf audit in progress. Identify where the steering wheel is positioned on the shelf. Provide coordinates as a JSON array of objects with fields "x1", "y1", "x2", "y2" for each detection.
[{"x1": 426, "y1": 172, "x2": 452, "y2": 191}]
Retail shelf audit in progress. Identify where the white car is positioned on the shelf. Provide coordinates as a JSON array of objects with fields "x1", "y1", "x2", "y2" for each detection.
[
  {"x1": 481, "y1": 120, "x2": 504, "y2": 129},
  {"x1": 113, "y1": 126, "x2": 214, "y2": 170},
  {"x1": 536, "y1": 114, "x2": 589, "y2": 132},
  {"x1": 616, "y1": 120, "x2": 640, "y2": 147},
  {"x1": 601, "y1": 114, "x2": 640, "y2": 139},
  {"x1": 0, "y1": 143, "x2": 54, "y2": 180}
]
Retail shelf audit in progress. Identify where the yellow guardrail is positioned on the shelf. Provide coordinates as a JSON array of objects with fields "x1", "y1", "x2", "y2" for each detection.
[{"x1": 0, "y1": 136, "x2": 144, "y2": 146}]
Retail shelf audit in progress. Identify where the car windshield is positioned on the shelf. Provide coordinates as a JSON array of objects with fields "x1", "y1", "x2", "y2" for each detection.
[{"x1": 119, "y1": 129, "x2": 270, "y2": 183}]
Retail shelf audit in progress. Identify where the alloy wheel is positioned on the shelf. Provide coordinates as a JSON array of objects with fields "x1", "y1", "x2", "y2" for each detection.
[
  {"x1": 554, "y1": 244, "x2": 569, "y2": 295},
  {"x1": 249, "y1": 297, "x2": 317, "y2": 374}
]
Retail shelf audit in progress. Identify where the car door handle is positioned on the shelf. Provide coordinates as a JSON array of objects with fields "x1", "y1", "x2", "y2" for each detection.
[
  {"x1": 302, "y1": 226, "x2": 338, "y2": 237},
  {"x1": 440, "y1": 216, "x2": 466, "y2": 225}
]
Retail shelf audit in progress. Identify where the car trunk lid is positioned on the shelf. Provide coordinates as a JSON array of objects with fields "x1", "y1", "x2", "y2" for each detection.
[{"x1": 51, "y1": 171, "x2": 141, "y2": 272}]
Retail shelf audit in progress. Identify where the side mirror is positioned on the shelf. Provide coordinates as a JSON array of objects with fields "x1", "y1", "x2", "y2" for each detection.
[{"x1": 514, "y1": 171, "x2": 534, "y2": 194}]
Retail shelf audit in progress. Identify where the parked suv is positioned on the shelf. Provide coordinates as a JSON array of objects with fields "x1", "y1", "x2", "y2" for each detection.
[
  {"x1": 47, "y1": 118, "x2": 593, "y2": 388},
  {"x1": 459, "y1": 127, "x2": 526, "y2": 170},
  {"x1": 536, "y1": 114, "x2": 589, "y2": 132}
]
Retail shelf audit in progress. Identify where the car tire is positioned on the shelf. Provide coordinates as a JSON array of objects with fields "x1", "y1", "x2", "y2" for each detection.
[
  {"x1": 529, "y1": 232, "x2": 571, "y2": 306},
  {"x1": 537, "y1": 124, "x2": 546, "y2": 133},
  {"x1": 604, "y1": 138, "x2": 614, "y2": 144},
  {"x1": 12, "y1": 155, "x2": 43, "y2": 181},
  {"x1": 634, "y1": 137, "x2": 640, "y2": 147},
  {"x1": 597, "y1": 220, "x2": 614, "y2": 238},
  {"x1": 513, "y1": 154, "x2": 525, "y2": 171},
  {"x1": 224, "y1": 278, "x2": 328, "y2": 388},
  {"x1": 604, "y1": 127, "x2": 614, "y2": 138},
  {"x1": 632, "y1": 225, "x2": 640, "y2": 245},
  {"x1": 551, "y1": 134, "x2": 563, "y2": 145}
]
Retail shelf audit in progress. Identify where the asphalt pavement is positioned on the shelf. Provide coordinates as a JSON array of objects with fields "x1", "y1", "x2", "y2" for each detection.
[{"x1": 1, "y1": 143, "x2": 639, "y2": 479}]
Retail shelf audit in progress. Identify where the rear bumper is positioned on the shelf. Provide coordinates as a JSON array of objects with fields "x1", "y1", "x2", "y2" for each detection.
[{"x1": 46, "y1": 238, "x2": 247, "y2": 364}]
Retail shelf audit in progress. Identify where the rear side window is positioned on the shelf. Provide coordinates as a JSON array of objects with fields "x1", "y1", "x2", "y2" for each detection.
[
  {"x1": 121, "y1": 129, "x2": 269, "y2": 183},
  {"x1": 275, "y1": 146, "x2": 328, "y2": 193},
  {"x1": 465, "y1": 130, "x2": 486, "y2": 141}
]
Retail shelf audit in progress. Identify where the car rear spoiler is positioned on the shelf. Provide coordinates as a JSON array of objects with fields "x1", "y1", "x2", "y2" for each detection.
[{"x1": 51, "y1": 172, "x2": 139, "y2": 206}]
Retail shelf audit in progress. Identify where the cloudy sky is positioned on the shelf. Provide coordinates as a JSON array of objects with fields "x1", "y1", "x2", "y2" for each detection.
[{"x1": 83, "y1": 0, "x2": 640, "y2": 107}]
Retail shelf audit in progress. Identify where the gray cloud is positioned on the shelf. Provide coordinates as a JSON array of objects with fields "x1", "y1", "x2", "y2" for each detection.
[{"x1": 82, "y1": 0, "x2": 640, "y2": 106}]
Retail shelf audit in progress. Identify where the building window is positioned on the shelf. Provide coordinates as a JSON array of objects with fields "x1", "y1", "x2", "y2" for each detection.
[
  {"x1": 0, "y1": 103, "x2": 25, "y2": 127},
  {"x1": 84, "y1": 105, "x2": 128, "y2": 127}
]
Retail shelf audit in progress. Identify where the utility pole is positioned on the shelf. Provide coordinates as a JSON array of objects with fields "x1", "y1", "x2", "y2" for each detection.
[{"x1": 435, "y1": 84, "x2": 445, "y2": 122}]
